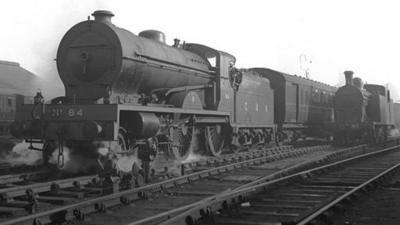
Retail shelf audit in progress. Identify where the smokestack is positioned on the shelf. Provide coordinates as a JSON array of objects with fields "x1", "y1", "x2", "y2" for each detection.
[
  {"x1": 344, "y1": 70, "x2": 354, "y2": 86},
  {"x1": 92, "y1": 10, "x2": 114, "y2": 24}
]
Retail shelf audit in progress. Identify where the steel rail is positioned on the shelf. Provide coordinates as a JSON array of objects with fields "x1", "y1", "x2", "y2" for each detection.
[
  {"x1": 0, "y1": 175, "x2": 96, "y2": 198},
  {"x1": 0, "y1": 170, "x2": 49, "y2": 185},
  {"x1": 178, "y1": 145, "x2": 299, "y2": 174}
]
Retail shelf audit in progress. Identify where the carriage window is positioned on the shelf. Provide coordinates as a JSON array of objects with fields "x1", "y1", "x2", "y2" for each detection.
[
  {"x1": 307, "y1": 91, "x2": 309, "y2": 103},
  {"x1": 7, "y1": 98, "x2": 12, "y2": 107},
  {"x1": 300, "y1": 89, "x2": 304, "y2": 104},
  {"x1": 322, "y1": 91, "x2": 326, "y2": 103},
  {"x1": 312, "y1": 89, "x2": 318, "y2": 102}
]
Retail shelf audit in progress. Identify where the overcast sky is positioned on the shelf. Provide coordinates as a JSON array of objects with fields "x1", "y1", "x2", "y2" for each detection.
[{"x1": 1, "y1": 0, "x2": 400, "y2": 99}]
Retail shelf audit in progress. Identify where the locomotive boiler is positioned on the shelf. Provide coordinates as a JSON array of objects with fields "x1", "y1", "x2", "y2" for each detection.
[
  {"x1": 11, "y1": 10, "x2": 276, "y2": 167},
  {"x1": 57, "y1": 10, "x2": 212, "y2": 104}
]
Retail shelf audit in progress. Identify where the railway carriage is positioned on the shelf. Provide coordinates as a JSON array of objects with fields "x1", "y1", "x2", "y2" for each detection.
[
  {"x1": 0, "y1": 94, "x2": 33, "y2": 136},
  {"x1": 251, "y1": 68, "x2": 336, "y2": 142}
]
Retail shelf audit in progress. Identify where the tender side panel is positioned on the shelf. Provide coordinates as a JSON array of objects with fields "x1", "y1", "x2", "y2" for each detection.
[{"x1": 234, "y1": 74, "x2": 274, "y2": 127}]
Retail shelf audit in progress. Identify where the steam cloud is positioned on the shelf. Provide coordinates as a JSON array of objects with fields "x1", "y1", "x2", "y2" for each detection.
[
  {"x1": 4, "y1": 141, "x2": 43, "y2": 165},
  {"x1": 95, "y1": 141, "x2": 141, "y2": 173}
]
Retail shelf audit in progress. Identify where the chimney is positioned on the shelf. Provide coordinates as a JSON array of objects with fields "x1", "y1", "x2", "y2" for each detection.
[
  {"x1": 344, "y1": 70, "x2": 353, "y2": 86},
  {"x1": 92, "y1": 10, "x2": 114, "y2": 24}
]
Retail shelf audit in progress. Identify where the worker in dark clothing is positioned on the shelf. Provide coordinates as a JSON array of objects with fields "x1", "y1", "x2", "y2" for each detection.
[
  {"x1": 25, "y1": 188, "x2": 38, "y2": 214},
  {"x1": 138, "y1": 138, "x2": 157, "y2": 183},
  {"x1": 131, "y1": 160, "x2": 143, "y2": 187},
  {"x1": 97, "y1": 152, "x2": 119, "y2": 185}
]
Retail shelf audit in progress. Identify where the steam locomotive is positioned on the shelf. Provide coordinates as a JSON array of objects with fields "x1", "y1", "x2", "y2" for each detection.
[
  {"x1": 334, "y1": 71, "x2": 398, "y2": 144},
  {"x1": 10, "y1": 10, "x2": 276, "y2": 166},
  {"x1": 12, "y1": 10, "x2": 388, "y2": 170}
]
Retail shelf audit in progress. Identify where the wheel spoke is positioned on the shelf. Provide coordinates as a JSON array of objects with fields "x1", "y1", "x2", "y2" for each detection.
[{"x1": 205, "y1": 125, "x2": 225, "y2": 156}]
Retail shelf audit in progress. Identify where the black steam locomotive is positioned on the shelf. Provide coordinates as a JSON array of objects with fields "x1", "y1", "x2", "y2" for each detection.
[
  {"x1": 334, "y1": 71, "x2": 398, "y2": 144},
  {"x1": 13, "y1": 10, "x2": 391, "y2": 170},
  {"x1": 10, "y1": 10, "x2": 277, "y2": 166}
]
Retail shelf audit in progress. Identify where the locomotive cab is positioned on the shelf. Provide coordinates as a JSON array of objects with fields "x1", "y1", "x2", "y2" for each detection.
[{"x1": 364, "y1": 84, "x2": 394, "y2": 124}]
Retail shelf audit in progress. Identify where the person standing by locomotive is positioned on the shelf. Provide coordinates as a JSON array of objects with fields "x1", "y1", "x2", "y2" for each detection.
[
  {"x1": 138, "y1": 138, "x2": 157, "y2": 183},
  {"x1": 97, "y1": 152, "x2": 120, "y2": 184}
]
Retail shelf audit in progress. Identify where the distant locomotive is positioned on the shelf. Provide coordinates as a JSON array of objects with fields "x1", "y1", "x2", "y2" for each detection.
[{"x1": 334, "y1": 71, "x2": 397, "y2": 144}]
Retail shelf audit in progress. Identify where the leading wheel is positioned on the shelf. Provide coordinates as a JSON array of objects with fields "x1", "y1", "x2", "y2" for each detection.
[{"x1": 204, "y1": 125, "x2": 225, "y2": 156}]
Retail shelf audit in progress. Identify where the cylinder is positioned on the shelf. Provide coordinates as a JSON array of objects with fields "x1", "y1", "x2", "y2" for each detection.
[{"x1": 120, "y1": 112, "x2": 160, "y2": 138}]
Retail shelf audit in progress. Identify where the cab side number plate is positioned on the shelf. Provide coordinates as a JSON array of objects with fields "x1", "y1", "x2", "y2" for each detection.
[{"x1": 51, "y1": 108, "x2": 84, "y2": 118}]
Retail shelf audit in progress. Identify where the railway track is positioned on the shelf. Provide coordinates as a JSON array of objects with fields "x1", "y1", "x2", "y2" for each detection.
[
  {"x1": 0, "y1": 145, "x2": 312, "y2": 206},
  {"x1": 0, "y1": 144, "x2": 346, "y2": 225},
  {"x1": 0, "y1": 145, "x2": 295, "y2": 197},
  {"x1": 0, "y1": 145, "x2": 297, "y2": 191},
  {"x1": 325, "y1": 162, "x2": 400, "y2": 225},
  {"x1": 158, "y1": 142, "x2": 400, "y2": 225},
  {"x1": 3, "y1": 141, "x2": 396, "y2": 225}
]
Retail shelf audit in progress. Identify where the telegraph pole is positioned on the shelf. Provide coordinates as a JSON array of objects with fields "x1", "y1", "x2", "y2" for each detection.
[{"x1": 299, "y1": 54, "x2": 312, "y2": 78}]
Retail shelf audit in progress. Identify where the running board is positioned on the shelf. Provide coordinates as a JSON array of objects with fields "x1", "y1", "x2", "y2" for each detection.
[{"x1": 193, "y1": 116, "x2": 228, "y2": 124}]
